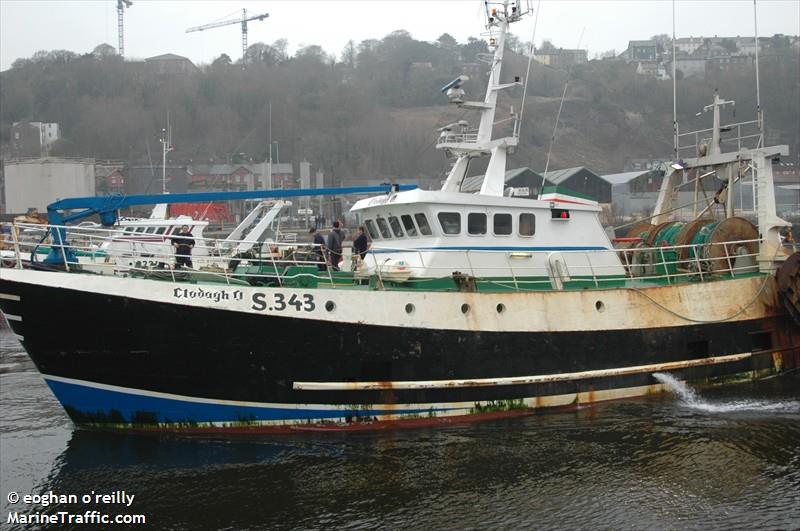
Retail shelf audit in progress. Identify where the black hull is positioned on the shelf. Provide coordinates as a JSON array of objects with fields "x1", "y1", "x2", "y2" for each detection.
[{"x1": 0, "y1": 278, "x2": 794, "y2": 431}]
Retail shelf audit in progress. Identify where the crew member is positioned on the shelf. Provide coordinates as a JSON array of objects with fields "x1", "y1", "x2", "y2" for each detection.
[
  {"x1": 171, "y1": 225, "x2": 195, "y2": 268},
  {"x1": 326, "y1": 221, "x2": 345, "y2": 271},
  {"x1": 351, "y1": 225, "x2": 370, "y2": 270},
  {"x1": 309, "y1": 227, "x2": 327, "y2": 271}
]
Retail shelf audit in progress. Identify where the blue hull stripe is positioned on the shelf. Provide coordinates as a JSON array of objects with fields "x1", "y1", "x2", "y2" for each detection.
[
  {"x1": 370, "y1": 245, "x2": 608, "y2": 253},
  {"x1": 45, "y1": 378, "x2": 442, "y2": 424}
]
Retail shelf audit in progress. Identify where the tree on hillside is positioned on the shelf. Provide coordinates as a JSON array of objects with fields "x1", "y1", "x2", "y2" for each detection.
[
  {"x1": 212, "y1": 53, "x2": 232, "y2": 67},
  {"x1": 340, "y1": 40, "x2": 356, "y2": 68},
  {"x1": 768, "y1": 34, "x2": 790, "y2": 50},
  {"x1": 461, "y1": 36, "x2": 489, "y2": 62},
  {"x1": 272, "y1": 39, "x2": 289, "y2": 62},
  {"x1": 539, "y1": 40, "x2": 556, "y2": 52},
  {"x1": 437, "y1": 33, "x2": 457, "y2": 49},
  {"x1": 505, "y1": 33, "x2": 524, "y2": 54},
  {"x1": 296, "y1": 44, "x2": 329, "y2": 63},
  {"x1": 243, "y1": 39, "x2": 288, "y2": 66},
  {"x1": 13, "y1": 49, "x2": 79, "y2": 68},
  {"x1": 650, "y1": 34, "x2": 671, "y2": 54},
  {"x1": 92, "y1": 43, "x2": 117, "y2": 58}
]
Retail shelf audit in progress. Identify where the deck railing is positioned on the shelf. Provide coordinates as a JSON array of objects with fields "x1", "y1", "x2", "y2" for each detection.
[
  {"x1": 0, "y1": 222, "x2": 764, "y2": 291},
  {"x1": 677, "y1": 119, "x2": 761, "y2": 159}
]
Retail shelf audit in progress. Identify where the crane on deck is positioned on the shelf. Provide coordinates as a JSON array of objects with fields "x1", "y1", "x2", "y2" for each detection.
[
  {"x1": 42, "y1": 184, "x2": 416, "y2": 265},
  {"x1": 117, "y1": 0, "x2": 133, "y2": 58},
  {"x1": 186, "y1": 9, "x2": 269, "y2": 67}
]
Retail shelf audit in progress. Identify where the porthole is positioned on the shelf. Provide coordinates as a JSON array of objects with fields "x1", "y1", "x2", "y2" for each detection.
[
  {"x1": 325, "y1": 301, "x2": 336, "y2": 312},
  {"x1": 461, "y1": 303, "x2": 470, "y2": 315},
  {"x1": 595, "y1": 300, "x2": 605, "y2": 313},
  {"x1": 405, "y1": 303, "x2": 415, "y2": 314},
  {"x1": 496, "y1": 303, "x2": 506, "y2": 314}
]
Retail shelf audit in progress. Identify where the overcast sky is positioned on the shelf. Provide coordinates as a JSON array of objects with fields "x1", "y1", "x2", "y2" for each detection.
[{"x1": 1, "y1": 0, "x2": 798, "y2": 71}]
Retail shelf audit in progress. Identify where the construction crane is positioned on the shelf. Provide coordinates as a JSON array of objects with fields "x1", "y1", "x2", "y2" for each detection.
[
  {"x1": 117, "y1": 0, "x2": 133, "y2": 58},
  {"x1": 186, "y1": 9, "x2": 269, "y2": 67}
]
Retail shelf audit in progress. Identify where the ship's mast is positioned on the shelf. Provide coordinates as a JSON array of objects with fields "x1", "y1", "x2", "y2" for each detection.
[{"x1": 438, "y1": 1, "x2": 529, "y2": 196}]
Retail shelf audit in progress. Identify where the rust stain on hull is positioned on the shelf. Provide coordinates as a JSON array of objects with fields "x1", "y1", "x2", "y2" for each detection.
[{"x1": 294, "y1": 352, "x2": 753, "y2": 391}]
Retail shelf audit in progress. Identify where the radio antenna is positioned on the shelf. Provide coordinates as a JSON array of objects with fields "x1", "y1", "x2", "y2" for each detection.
[
  {"x1": 672, "y1": 0, "x2": 678, "y2": 159},
  {"x1": 539, "y1": 26, "x2": 585, "y2": 199},
  {"x1": 753, "y1": 0, "x2": 763, "y2": 148}
]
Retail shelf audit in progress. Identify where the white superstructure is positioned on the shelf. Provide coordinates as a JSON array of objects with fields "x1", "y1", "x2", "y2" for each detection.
[{"x1": 350, "y1": 1, "x2": 625, "y2": 280}]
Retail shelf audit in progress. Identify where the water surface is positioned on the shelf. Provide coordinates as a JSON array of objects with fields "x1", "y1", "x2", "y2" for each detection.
[{"x1": 2, "y1": 329, "x2": 798, "y2": 529}]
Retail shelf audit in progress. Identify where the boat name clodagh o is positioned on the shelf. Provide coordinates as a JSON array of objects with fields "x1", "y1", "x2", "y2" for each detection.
[{"x1": 1, "y1": 0, "x2": 799, "y2": 433}]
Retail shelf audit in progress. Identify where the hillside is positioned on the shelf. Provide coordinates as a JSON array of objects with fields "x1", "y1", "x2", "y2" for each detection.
[{"x1": 1, "y1": 33, "x2": 797, "y2": 182}]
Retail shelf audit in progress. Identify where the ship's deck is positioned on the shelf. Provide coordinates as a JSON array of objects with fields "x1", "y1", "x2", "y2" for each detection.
[{"x1": 1, "y1": 221, "x2": 770, "y2": 294}]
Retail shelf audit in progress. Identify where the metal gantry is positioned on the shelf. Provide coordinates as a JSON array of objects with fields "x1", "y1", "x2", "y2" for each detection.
[
  {"x1": 117, "y1": 0, "x2": 133, "y2": 58},
  {"x1": 186, "y1": 9, "x2": 269, "y2": 67}
]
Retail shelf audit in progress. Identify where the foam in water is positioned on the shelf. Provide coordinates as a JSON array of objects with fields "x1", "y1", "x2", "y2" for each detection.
[{"x1": 652, "y1": 372, "x2": 800, "y2": 413}]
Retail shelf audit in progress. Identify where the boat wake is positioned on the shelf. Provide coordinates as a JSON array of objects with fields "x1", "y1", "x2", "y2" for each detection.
[{"x1": 652, "y1": 372, "x2": 800, "y2": 413}]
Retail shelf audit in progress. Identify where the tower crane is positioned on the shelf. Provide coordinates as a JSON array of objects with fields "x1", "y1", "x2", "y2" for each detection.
[
  {"x1": 186, "y1": 9, "x2": 269, "y2": 67},
  {"x1": 117, "y1": 0, "x2": 133, "y2": 58}
]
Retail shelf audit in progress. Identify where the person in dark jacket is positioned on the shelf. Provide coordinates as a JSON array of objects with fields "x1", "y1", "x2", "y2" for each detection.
[
  {"x1": 171, "y1": 225, "x2": 195, "y2": 268},
  {"x1": 353, "y1": 226, "x2": 370, "y2": 258},
  {"x1": 309, "y1": 227, "x2": 327, "y2": 271},
  {"x1": 351, "y1": 226, "x2": 370, "y2": 270},
  {"x1": 326, "y1": 221, "x2": 344, "y2": 271}
]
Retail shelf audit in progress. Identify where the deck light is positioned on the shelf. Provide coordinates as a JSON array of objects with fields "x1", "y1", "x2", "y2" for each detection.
[{"x1": 670, "y1": 160, "x2": 687, "y2": 170}]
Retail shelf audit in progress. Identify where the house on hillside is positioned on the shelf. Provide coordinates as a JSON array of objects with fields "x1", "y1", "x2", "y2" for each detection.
[
  {"x1": 707, "y1": 54, "x2": 752, "y2": 74},
  {"x1": 674, "y1": 37, "x2": 704, "y2": 55},
  {"x1": 267, "y1": 163, "x2": 296, "y2": 189},
  {"x1": 674, "y1": 36, "x2": 763, "y2": 56},
  {"x1": 622, "y1": 40, "x2": 658, "y2": 63},
  {"x1": 670, "y1": 53, "x2": 708, "y2": 79},
  {"x1": 636, "y1": 61, "x2": 669, "y2": 80},
  {"x1": 123, "y1": 165, "x2": 189, "y2": 195},
  {"x1": 95, "y1": 167, "x2": 125, "y2": 194},
  {"x1": 534, "y1": 49, "x2": 588, "y2": 68},
  {"x1": 692, "y1": 42, "x2": 732, "y2": 60},
  {"x1": 187, "y1": 164, "x2": 257, "y2": 192},
  {"x1": 11, "y1": 121, "x2": 60, "y2": 157},
  {"x1": 144, "y1": 53, "x2": 198, "y2": 75},
  {"x1": 541, "y1": 166, "x2": 611, "y2": 203}
]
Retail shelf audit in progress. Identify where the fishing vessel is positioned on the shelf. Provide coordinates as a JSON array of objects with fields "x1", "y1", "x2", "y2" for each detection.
[{"x1": 0, "y1": 1, "x2": 798, "y2": 433}]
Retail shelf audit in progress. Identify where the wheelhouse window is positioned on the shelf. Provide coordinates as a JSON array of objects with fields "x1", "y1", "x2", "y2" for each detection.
[
  {"x1": 519, "y1": 213, "x2": 535, "y2": 236},
  {"x1": 123, "y1": 227, "x2": 135, "y2": 233},
  {"x1": 388, "y1": 216, "x2": 405, "y2": 238},
  {"x1": 365, "y1": 219, "x2": 381, "y2": 240},
  {"x1": 155, "y1": 227, "x2": 166, "y2": 235},
  {"x1": 376, "y1": 218, "x2": 392, "y2": 239},
  {"x1": 437, "y1": 212, "x2": 461, "y2": 235},
  {"x1": 400, "y1": 214, "x2": 418, "y2": 237},
  {"x1": 467, "y1": 213, "x2": 486, "y2": 235},
  {"x1": 414, "y1": 213, "x2": 433, "y2": 236},
  {"x1": 494, "y1": 213, "x2": 512, "y2": 235},
  {"x1": 134, "y1": 227, "x2": 146, "y2": 233},
  {"x1": 145, "y1": 227, "x2": 156, "y2": 234}
]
